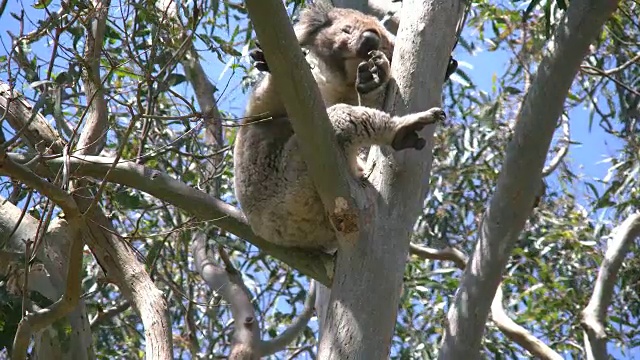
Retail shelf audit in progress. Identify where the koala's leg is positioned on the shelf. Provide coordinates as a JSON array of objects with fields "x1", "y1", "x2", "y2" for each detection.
[
  {"x1": 249, "y1": 43, "x2": 270, "y2": 72},
  {"x1": 356, "y1": 50, "x2": 391, "y2": 109},
  {"x1": 327, "y1": 104, "x2": 446, "y2": 176}
]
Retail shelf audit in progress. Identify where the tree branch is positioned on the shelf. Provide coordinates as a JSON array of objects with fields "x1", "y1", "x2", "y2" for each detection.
[
  {"x1": 11, "y1": 218, "x2": 83, "y2": 360},
  {"x1": 0, "y1": 157, "x2": 86, "y2": 360},
  {"x1": 0, "y1": 82, "x2": 64, "y2": 153},
  {"x1": 542, "y1": 114, "x2": 570, "y2": 177},
  {"x1": 0, "y1": 197, "x2": 94, "y2": 358},
  {"x1": 1, "y1": 81, "x2": 173, "y2": 359},
  {"x1": 409, "y1": 244, "x2": 563, "y2": 360},
  {"x1": 581, "y1": 213, "x2": 640, "y2": 360},
  {"x1": 89, "y1": 301, "x2": 131, "y2": 329},
  {"x1": 259, "y1": 281, "x2": 317, "y2": 356},
  {"x1": 76, "y1": 0, "x2": 110, "y2": 155},
  {"x1": 8, "y1": 153, "x2": 334, "y2": 286},
  {"x1": 490, "y1": 286, "x2": 563, "y2": 360},
  {"x1": 409, "y1": 243, "x2": 468, "y2": 269},
  {"x1": 0, "y1": 153, "x2": 79, "y2": 218},
  {"x1": 192, "y1": 239, "x2": 260, "y2": 358},
  {"x1": 438, "y1": 0, "x2": 621, "y2": 357}
]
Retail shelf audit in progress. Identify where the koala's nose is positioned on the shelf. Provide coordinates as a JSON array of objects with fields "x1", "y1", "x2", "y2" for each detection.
[{"x1": 357, "y1": 31, "x2": 381, "y2": 57}]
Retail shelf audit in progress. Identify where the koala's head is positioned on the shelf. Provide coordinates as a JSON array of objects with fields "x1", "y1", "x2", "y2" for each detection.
[{"x1": 294, "y1": 3, "x2": 395, "y2": 83}]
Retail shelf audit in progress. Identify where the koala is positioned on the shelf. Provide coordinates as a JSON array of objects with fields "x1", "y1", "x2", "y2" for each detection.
[
  {"x1": 233, "y1": 4, "x2": 446, "y2": 251},
  {"x1": 245, "y1": 2, "x2": 396, "y2": 119}
]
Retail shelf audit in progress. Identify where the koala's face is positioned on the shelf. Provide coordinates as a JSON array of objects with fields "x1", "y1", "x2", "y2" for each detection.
[{"x1": 294, "y1": 3, "x2": 395, "y2": 84}]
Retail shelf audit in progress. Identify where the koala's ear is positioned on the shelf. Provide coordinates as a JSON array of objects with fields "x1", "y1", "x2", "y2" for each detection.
[{"x1": 294, "y1": 2, "x2": 333, "y2": 46}]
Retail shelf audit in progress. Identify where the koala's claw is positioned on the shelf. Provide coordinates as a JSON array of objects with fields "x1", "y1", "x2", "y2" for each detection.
[
  {"x1": 391, "y1": 108, "x2": 446, "y2": 151},
  {"x1": 250, "y1": 43, "x2": 270, "y2": 73},
  {"x1": 356, "y1": 50, "x2": 390, "y2": 95}
]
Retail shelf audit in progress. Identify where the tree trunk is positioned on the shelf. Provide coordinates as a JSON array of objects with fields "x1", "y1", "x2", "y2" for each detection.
[{"x1": 317, "y1": 0, "x2": 463, "y2": 358}]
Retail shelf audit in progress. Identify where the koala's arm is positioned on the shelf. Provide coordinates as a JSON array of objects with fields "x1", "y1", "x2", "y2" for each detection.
[
  {"x1": 245, "y1": 73, "x2": 287, "y2": 120},
  {"x1": 327, "y1": 104, "x2": 446, "y2": 176}
]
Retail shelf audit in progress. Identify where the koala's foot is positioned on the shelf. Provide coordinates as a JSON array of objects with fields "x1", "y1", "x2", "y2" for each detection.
[
  {"x1": 249, "y1": 43, "x2": 270, "y2": 72},
  {"x1": 356, "y1": 50, "x2": 391, "y2": 95},
  {"x1": 444, "y1": 56, "x2": 458, "y2": 81},
  {"x1": 391, "y1": 108, "x2": 446, "y2": 151}
]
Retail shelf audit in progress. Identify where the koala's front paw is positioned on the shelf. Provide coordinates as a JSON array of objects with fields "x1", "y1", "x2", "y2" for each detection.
[
  {"x1": 391, "y1": 108, "x2": 446, "y2": 151},
  {"x1": 249, "y1": 43, "x2": 270, "y2": 72},
  {"x1": 356, "y1": 50, "x2": 391, "y2": 95}
]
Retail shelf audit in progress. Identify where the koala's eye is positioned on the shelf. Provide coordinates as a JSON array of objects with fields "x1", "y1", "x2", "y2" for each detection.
[{"x1": 341, "y1": 26, "x2": 353, "y2": 34}]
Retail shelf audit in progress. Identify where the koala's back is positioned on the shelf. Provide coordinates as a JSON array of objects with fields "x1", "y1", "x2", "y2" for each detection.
[{"x1": 234, "y1": 117, "x2": 337, "y2": 250}]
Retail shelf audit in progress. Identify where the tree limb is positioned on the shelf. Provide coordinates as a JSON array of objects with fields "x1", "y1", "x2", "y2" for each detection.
[
  {"x1": 0, "y1": 153, "x2": 79, "y2": 218},
  {"x1": 259, "y1": 281, "x2": 317, "y2": 356},
  {"x1": 438, "y1": 0, "x2": 621, "y2": 357},
  {"x1": 76, "y1": 0, "x2": 110, "y2": 155},
  {"x1": 490, "y1": 286, "x2": 563, "y2": 360},
  {"x1": 0, "y1": 82, "x2": 64, "y2": 153},
  {"x1": 0, "y1": 156, "x2": 85, "y2": 360},
  {"x1": 542, "y1": 114, "x2": 570, "y2": 177},
  {"x1": 192, "y1": 239, "x2": 260, "y2": 358},
  {"x1": 11, "y1": 218, "x2": 83, "y2": 360},
  {"x1": 0, "y1": 197, "x2": 94, "y2": 358},
  {"x1": 89, "y1": 301, "x2": 131, "y2": 329},
  {"x1": 409, "y1": 244, "x2": 563, "y2": 360},
  {"x1": 581, "y1": 212, "x2": 640, "y2": 360},
  {"x1": 8, "y1": 153, "x2": 334, "y2": 286}
]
